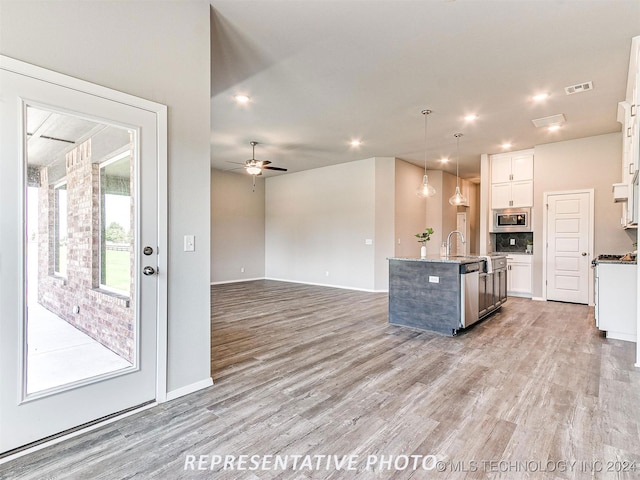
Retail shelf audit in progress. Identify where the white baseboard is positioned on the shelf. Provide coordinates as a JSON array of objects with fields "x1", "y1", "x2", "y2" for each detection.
[
  {"x1": 531, "y1": 296, "x2": 546, "y2": 302},
  {"x1": 210, "y1": 277, "x2": 265, "y2": 285},
  {"x1": 264, "y1": 277, "x2": 386, "y2": 293},
  {"x1": 165, "y1": 377, "x2": 213, "y2": 402}
]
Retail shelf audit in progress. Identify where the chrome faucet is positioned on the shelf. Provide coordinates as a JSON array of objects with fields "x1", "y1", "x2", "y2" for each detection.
[{"x1": 446, "y1": 230, "x2": 465, "y2": 256}]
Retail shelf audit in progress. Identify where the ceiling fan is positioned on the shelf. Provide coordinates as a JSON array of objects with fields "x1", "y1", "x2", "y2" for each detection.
[{"x1": 243, "y1": 141, "x2": 287, "y2": 176}]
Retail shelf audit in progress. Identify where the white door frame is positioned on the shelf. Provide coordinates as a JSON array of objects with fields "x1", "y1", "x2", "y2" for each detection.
[
  {"x1": 0, "y1": 54, "x2": 168, "y2": 425},
  {"x1": 541, "y1": 188, "x2": 595, "y2": 305}
]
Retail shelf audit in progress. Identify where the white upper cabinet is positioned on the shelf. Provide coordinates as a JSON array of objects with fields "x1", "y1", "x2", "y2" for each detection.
[
  {"x1": 490, "y1": 150, "x2": 534, "y2": 209},
  {"x1": 511, "y1": 154, "x2": 534, "y2": 182},
  {"x1": 617, "y1": 35, "x2": 639, "y2": 228},
  {"x1": 490, "y1": 155, "x2": 512, "y2": 184}
]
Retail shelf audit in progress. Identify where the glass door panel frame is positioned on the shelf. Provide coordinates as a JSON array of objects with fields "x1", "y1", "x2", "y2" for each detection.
[{"x1": 21, "y1": 100, "x2": 143, "y2": 402}]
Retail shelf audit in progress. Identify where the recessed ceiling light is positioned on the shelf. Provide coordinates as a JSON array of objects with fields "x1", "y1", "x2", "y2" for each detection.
[
  {"x1": 548, "y1": 125, "x2": 561, "y2": 132},
  {"x1": 440, "y1": 157, "x2": 449, "y2": 163},
  {"x1": 532, "y1": 93, "x2": 549, "y2": 102},
  {"x1": 501, "y1": 142, "x2": 512, "y2": 149},
  {"x1": 350, "y1": 139, "x2": 362, "y2": 147},
  {"x1": 464, "y1": 114, "x2": 478, "y2": 122},
  {"x1": 234, "y1": 94, "x2": 250, "y2": 104}
]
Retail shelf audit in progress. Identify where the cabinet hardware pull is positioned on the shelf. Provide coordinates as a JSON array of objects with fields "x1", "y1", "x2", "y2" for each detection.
[
  {"x1": 628, "y1": 127, "x2": 632, "y2": 137},
  {"x1": 632, "y1": 104, "x2": 636, "y2": 117},
  {"x1": 630, "y1": 163, "x2": 634, "y2": 175}
]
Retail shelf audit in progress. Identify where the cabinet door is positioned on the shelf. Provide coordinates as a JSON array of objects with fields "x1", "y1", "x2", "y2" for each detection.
[
  {"x1": 510, "y1": 180, "x2": 533, "y2": 207},
  {"x1": 509, "y1": 262, "x2": 532, "y2": 295},
  {"x1": 478, "y1": 274, "x2": 488, "y2": 317},
  {"x1": 491, "y1": 183, "x2": 512, "y2": 209},
  {"x1": 491, "y1": 155, "x2": 512, "y2": 183},
  {"x1": 511, "y1": 154, "x2": 534, "y2": 181}
]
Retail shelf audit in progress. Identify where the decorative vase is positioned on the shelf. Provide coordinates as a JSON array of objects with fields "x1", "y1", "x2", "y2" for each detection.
[{"x1": 420, "y1": 245, "x2": 427, "y2": 258}]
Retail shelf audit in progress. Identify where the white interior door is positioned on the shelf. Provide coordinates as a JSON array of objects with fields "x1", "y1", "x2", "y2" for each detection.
[
  {"x1": 0, "y1": 59, "x2": 163, "y2": 454},
  {"x1": 546, "y1": 191, "x2": 592, "y2": 304}
]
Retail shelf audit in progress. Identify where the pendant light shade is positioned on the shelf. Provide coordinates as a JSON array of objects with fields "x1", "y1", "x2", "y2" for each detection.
[
  {"x1": 417, "y1": 109, "x2": 436, "y2": 198},
  {"x1": 418, "y1": 174, "x2": 436, "y2": 197},
  {"x1": 449, "y1": 133, "x2": 468, "y2": 206}
]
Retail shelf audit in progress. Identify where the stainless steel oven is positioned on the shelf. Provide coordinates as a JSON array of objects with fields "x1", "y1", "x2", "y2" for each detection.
[{"x1": 492, "y1": 208, "x2": 531, "y2": 233}]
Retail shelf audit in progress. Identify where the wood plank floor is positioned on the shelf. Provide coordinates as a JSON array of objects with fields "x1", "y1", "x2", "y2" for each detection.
[{"x1": 2, "y1": 279, "x2": 640, "y2": 479}]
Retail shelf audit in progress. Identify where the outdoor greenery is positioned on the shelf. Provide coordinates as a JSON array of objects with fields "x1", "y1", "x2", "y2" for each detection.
[
  {"x1": 105, "y1": 222, "x2": 129, "y2": 244},
  {"x1": 104, "y1": 249, "x2": 131, "y2": 294}
]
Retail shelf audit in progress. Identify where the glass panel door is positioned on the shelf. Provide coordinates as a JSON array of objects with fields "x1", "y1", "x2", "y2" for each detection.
[{"x1": 1, "y1": 59, "x2": 162, "y2": 455}]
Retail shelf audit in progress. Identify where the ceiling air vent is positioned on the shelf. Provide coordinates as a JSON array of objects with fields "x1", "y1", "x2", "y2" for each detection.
[
  {"x1": 564, "y1": 81, "x2": 593, "y2": 95},
  {"x1": 532, "y1": 113, "x2": 566, "y2": 128}
]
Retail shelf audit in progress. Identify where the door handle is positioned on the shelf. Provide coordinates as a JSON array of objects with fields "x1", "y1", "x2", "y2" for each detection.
[
  {"x1": 143, "y1": 266, "x2": 156, "y2": 276},
  {"x1": 581, "y1": 252, "x2": 588, "y2": 256}
]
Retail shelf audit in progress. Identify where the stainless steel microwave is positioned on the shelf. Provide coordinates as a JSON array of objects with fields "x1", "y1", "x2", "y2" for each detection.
[{"x1": 492, "y1": 208, "x2": 531, "y2": 232}]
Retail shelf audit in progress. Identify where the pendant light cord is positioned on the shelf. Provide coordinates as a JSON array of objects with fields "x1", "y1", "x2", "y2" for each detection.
[
  {"x1": 422, "y1": 109, "x2": 431, "y2": 175},
  {"x1": 454, "y1": 133, "x2": 462, "y2": 187}
]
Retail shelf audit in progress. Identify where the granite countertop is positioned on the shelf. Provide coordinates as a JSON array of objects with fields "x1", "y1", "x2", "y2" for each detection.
[
  {"x1": 494, "y1": 251, "x2": 533, "y2": 256},
  {"x1": 594, "y1": 258, "x2": 637, "y2": 265},
  {"x1": 389, "y1": 254, "x2": 505, "y2": 265}
]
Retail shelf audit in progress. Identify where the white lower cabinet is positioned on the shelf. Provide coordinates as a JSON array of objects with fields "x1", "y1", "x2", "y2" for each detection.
[
  {"x1": 506, "y1": 254, "x2": 532, "y2": 297},
  {"x1": 595, "y1": 262, "x2": 637, "y2": 342}
]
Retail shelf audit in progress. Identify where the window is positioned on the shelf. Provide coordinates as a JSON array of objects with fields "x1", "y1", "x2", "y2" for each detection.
[
  {"x1": 99, "y1": 152, "x2": 132, "y2": 296},
  {"x1": 54, "y1": 182, "x2": 67, "y2": 277}
]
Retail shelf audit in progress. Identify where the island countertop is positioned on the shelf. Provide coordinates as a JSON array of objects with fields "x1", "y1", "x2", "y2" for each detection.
[{"x1": 388, "y1": 254, "x2": 504, "y2": 265}]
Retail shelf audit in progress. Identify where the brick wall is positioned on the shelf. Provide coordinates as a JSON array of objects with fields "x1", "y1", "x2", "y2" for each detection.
[{"x1": 37, "y1": 139, "x2": 135, "y2": 363}]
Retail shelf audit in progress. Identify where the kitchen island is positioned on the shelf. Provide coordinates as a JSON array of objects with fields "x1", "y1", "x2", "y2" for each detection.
[{"x1": 388, "y1": 255, "x2": 507, "y2": 336}]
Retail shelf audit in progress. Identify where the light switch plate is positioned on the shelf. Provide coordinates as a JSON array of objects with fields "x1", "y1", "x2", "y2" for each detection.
[
  {"x1": 365, "y1": 239, "x2": 373, "y2": 245},
  {"x1": 184, "y1": 235, "x2": 195, "y2": 252}
]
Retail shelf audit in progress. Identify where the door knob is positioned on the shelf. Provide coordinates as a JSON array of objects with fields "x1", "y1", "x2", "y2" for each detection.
[
  {"x1": 143, "y1": 266, "x2": 156, "y2": 276},
  {"x1": 581, "y1": 252, "x2": 588, "y2": 256}
]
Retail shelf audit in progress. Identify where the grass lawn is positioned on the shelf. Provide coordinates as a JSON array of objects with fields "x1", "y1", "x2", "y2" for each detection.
[{"x1": 105, "y1": 249, "x2": 131, "y2": 294}]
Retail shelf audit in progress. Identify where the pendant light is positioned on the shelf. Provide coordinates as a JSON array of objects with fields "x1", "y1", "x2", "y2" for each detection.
[
  {"x1": 416, "y1": 109, "x2": 436, "y2": 198},
  {"x1": 448, "y1": 132, "x2": 468, "y2": 206}
]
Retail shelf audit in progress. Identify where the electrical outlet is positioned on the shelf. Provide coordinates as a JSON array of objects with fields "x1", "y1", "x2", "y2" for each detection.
[
  {"x1": 240, "y1": 267, "x2": 245, "y2": 273},
  {"x1": 429, "y1": 276, "x2": 440, "y2": 283},
  {"x1": 365, "y1": 239, "x2": 373, "y2": 245},
  {"x1": 510, "y1": 238, "x2": 516, "y2": 246},
  {"x1": 325, "y1": 271, "x2": 330, "y2": 277}
]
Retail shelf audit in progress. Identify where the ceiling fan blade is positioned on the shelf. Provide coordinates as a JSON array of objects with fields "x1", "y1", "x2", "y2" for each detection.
[
  {"x1": 226, "y1": 161, "x2": 247, "y2": 165},
  {"x1": 260, "y1": 160, "x2": 272, "y2": 166},
  {"x1": 263, "y1": 166, "x2": 287, "y2": 171}
]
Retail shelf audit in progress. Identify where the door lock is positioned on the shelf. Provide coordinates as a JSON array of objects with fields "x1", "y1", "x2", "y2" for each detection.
[
  {"x1": 143, "y1": 246, "x2": 154, "y2": 256},
  {"x1": 143, "y1": 266, "x2": 156, "y2": 276}
]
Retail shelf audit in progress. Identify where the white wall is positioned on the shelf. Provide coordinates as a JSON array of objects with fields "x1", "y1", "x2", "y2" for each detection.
[
  {"x1": 394, "y1": 159, "x2": 427, "y2": 257},
  {"x1": 265, "y1": 158, "x2": 394, "y2": 291},
  {"x1": 374, "y1": 158, "x2": 396, "y2": 291},
  {"x1": 0, "y1": 1, "x2": 212, "y2": 393},
  {"x1": 211, "y1": 169, "x2": 265, "y2": 283},
  {"x1": 532, "y1": 133, "x2": 636, "y2": 298}
]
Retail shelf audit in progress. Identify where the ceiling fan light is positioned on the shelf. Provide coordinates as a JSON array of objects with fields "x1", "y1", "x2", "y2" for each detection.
[
  {"x1": 417, "y1": 175, "x2": 436, "y2": 198},
  {"x1": 246, "y1": 166, "x2": 262, "y2": 175},
  {"x1": 448, "y1": 186, "x2": 468, "y2": 206}
]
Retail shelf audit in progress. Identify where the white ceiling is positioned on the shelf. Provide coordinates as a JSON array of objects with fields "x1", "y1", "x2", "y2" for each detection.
[{"x1": 209, "y1": 0, "x2": 640, "y2": 181}]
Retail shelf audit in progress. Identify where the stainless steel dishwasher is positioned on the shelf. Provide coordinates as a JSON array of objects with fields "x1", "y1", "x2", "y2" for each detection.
[{"x1": 459, "y1": 262, "x2": 479, "y2": 328}]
